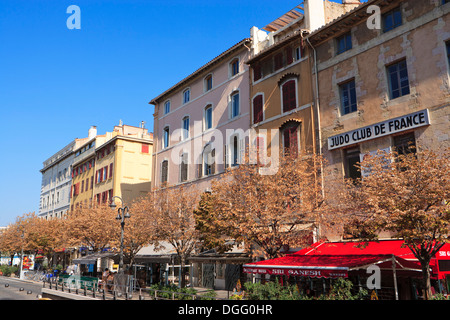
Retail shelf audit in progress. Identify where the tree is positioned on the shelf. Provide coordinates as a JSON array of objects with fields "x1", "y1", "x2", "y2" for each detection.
[
  {"x1": 339, "y1": 148, "x2": 450, "y2": 299},
  {"x1": 65, "y1": 204, "x2": 120, "y2": 253},
  {"x1": 125, "y1": 194, "x2": 159, "y2": 267},
  {"x1": 140, "y1": 185, "x2": 201, "y2": 288},
  {"x1": 210, "y1": 151, "x2": 326, "y2": 260},
  {"x1": 0, "y1": 212, "x2": 66, "y2": 269},
  {"x1": 194, "y1": 191, "x2": 234, "y2": 254}
]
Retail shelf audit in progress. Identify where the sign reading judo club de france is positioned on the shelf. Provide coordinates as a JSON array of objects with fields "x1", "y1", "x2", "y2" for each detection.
[{"x1": 328, "y1": 109, "x2": 430, "y2": 150}]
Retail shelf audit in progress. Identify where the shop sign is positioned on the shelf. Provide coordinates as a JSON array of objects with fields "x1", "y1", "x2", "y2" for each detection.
[
  {"x1": 328, "y1": 109, "x2": 430, "y2": 150},
  {"x1": 438, "y1": 250, "x2": 450, "y2": 259},
  {"x1": 243, "y1": 267, "x2": 348, "y2": 278}
]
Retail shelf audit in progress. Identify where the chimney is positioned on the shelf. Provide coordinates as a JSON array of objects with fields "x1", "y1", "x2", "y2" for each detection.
[
  {"x1": 88, "y1": 126, "x2": 97, "y2": 140},
  {"x1": 304, "y1": 0, "x2": 326, "y2": 32}
]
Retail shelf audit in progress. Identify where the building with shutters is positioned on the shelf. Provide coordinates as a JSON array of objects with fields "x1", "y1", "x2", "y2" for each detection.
[
  {"x1": 93, "y1": 124, "x2": 153, "y2": 206},
  {"x1": 149, "y1": 38, "x2": 252, "y2": 192},
  {"x1": 307, "y1": 0, "x2": 450, "y2": 201},
  {"x1": 70, "y1": 124, "x2": 153, "y2": 210},
  {"x1": 39, "y1": 137, "x2": 89, "y2": 220},
  {"x1": 70, "y1": 126, "x2": 107, "y2": 210},
  {"x1": 246, "y1": 0, "x2": 361, "y2": 163}
]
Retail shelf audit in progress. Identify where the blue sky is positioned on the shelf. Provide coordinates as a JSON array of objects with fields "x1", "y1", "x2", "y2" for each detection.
[{"x1": 0, "y1": 0, "x2": 354, "y2": 226}]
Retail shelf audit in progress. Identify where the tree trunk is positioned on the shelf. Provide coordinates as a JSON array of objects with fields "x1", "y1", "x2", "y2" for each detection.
[
  {"x1": 180, "y1": 256, "x2": 186, "y2": 288},
  {"x1": 420, "y1": 260, "x2": 432, "y2": 300}
]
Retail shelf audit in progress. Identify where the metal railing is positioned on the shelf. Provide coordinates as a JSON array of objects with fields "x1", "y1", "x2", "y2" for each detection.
[{"x1": 41, "y1": 275, "x2": 224, "y2": 300}]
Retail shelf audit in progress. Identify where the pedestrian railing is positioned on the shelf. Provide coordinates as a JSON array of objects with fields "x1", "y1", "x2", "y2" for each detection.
[{"x1": 41, "y1": 276, "x2": 224, "y2": 300}]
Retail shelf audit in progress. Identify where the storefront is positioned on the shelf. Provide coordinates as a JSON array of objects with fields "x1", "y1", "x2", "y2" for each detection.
[
  {"x1": 189, "y1": 250, "x2": 251, "y2": 291},
  {"x1": 244, "y1": 240, "x2": 450, "y2": 300},
  {"x1": 133, "y1": 244, "x2": 180, "y2": 287},
  {"x1": 72, "y1": 252, "x2": 117, "y2": 277}
]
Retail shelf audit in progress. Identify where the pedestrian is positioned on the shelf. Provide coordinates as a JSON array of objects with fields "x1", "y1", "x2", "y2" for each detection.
[
  {"x1": 101, "y1": 268, "x2": 109, "y2": 289},
  {"x1": 106, "y1": 271, "x2": 114, "y2": 293}
]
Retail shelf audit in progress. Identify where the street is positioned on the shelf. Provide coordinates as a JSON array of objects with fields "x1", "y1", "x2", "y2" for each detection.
[{"x1": 0, "y1": 277, "x2": 42, "y2": 300}]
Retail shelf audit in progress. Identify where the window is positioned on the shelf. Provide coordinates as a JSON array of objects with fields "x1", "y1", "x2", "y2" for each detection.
[
  {"x1": 253, "y1": 94, "x2": 264, "y2": 124},
  {"x1": 294, "y1": 46, "x2": 303, "y2": 61},
  {"x1": 231, "y1": 136, "x2": 239, "y2": 167},
  {"x1": 340, "y1": 80, "x2": 357, "y2": 115},
  {"x1": 383, "y1": 7, "x2": 402, "y2": 33},
  {"x1": 204, "y1": 105, "x2": 213, "y2": 130},
  {"x1": 387, "y1": 60, "x2": 410, "y2": 99},
  {"x1": 183, "y1": 88, "x2": 190, "y2": 104},
  {"x1": 344, "y1": 147, "x2": 361, "y2": 180},
  {"x1": 446, "y1": 41, "x2": 450, "y2": 72},
  {"x1": 204, "y1": 75, "x2": 213, "y2": 92},
  {"x1": 163, "y1": 127, "x2": 170, "y2": 149},
  {"x1": 161, "y1": 160, "x2": 168, "y2": 184},
  {"x1": 230, "y1": 58, "x2": 239, "y2": 77},
  {"x1": 281, "y1": 79, "x2": 297, "y2": 113},
  {"x1": 336, "y1": 32, "x2": 352, "y2": 55},
  {"x1": 164, "y1": 100, "x2": 171, "y2": 115},
  {"x1": 231, "y1": 92, "x2": 240, "y2": 118},
  {"x1": 274, "y1": 52, "x2": 283, "y2": 71},
  {"x1": 203, "y1": 144, "x2": 215, "y2": 176},
  {"x1": 253, "y1": 64, "x2": 262, "y2": 82},
  {"x1": 180, "y1": 153, "x2": 188, "y2": 182},
  {"x1": 286, "y1": 46, "x2": 293, "y2": 65},
  {"x1": 182, "y1": 116, "x2": 190, "y2": 140},
  {"x1": 393, "y1": 132, "x2": 416, "y2": 156},
  {"x1": 281, "y1": 122, "x2": 300, "y2": 156}
]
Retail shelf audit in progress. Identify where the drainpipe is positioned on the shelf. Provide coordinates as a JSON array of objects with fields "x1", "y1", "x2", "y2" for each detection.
[{"x1": 306, "y1": 34, "x2": 325, "y2": 241}]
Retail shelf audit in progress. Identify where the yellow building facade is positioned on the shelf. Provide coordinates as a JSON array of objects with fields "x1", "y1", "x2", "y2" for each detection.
[
  {"x1": 94, "y1": 125, "x2": 153, "y2": 206},
  {"x1": 70, "y1": 124, "x2": 153, "y2": 210}
]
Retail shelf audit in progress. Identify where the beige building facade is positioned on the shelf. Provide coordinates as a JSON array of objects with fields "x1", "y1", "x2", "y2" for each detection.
[{"x1": 307, "y1": 0, "x2": 450, "y2": 205}]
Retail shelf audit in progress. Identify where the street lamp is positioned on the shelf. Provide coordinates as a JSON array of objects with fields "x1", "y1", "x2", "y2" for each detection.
[{"x1": 109, "y1": 196, "x2": 130, "y2": 274}]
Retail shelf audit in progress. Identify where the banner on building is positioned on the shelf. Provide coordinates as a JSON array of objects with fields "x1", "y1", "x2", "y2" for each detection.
[{"x1": 328, "y1": 109, "x2": 430, "y2": 150}]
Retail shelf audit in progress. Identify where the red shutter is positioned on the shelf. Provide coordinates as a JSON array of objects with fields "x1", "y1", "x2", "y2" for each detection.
[
  {"x1": 274, "y1": 53, "x2": 283, "y2": 71},
  {"x1": 286, "y1": 46, "x2": 293, "y2": 64},
  {"x1": 253, "y1": 64, "x2": 262, "y2": 81},
  {"x1": 283, "y1": 125, "x2": 298, "y2": 156},
  {"x1": 253, "y1": 95, "x2": 263, "y2": 124},
  {"x1": 282, "y1": 80, "x2": 296, "y2": 112},
  {"x1": 142, "y1": 144, "x2": 149, "y2": 153},
  {"x1": 99, "y1": 168, "x2": 103, "y2": 182},
  {"x1": 109, "y1": 163, "x2": 113, "y2": 178}
]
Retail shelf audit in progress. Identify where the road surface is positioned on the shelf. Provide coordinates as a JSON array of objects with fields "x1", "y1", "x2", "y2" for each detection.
[{"x1": 0, "y1": 277, "x2": 42, "y2": 300}]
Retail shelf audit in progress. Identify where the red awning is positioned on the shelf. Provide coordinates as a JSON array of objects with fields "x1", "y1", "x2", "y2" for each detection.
[{"x1": 244, "y1": 240, "x2": 425, "y2": 279}]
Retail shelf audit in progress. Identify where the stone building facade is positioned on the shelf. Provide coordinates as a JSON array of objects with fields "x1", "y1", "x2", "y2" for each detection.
[{"x1": 307, "y1": 0, "x2": 450, "y2": 222}]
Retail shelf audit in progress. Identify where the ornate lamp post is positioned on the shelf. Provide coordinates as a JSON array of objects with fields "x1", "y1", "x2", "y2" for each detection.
[{"x1": 109, "y1": 196, "x2": 130, "y2": 273}]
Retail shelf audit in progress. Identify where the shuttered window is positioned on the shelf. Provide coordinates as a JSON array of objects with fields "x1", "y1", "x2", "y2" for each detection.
[
  {"x1": 282, "y1": 79, "x2": 297, "y2": 113},
  {"x1": 161, "y1": 160, "x2": 168, "y2": 184},
  {"x1": 253, "y1": 95, "x2": 263, "y2": 124},
  {"x1": 180, "y1": 153, "x2": 188, "y2": 182}
]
